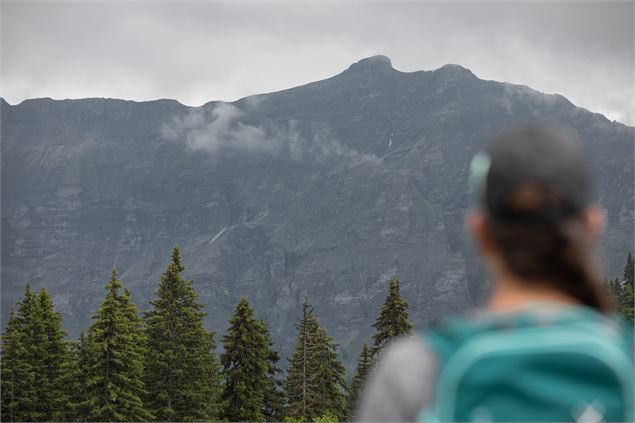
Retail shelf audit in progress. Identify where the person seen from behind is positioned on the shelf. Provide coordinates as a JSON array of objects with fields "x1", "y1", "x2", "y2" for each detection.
[{"x1": 356, "y1": 124, "x2": 634, "y2": 422}]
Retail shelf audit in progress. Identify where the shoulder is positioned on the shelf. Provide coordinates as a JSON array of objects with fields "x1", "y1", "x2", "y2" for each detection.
[
  {"x1": 376, "y1": 336, "x2": 438, "y2": 379},
  {"x1": 355, "y1": 336, "x2": 439, "y2": 422}
]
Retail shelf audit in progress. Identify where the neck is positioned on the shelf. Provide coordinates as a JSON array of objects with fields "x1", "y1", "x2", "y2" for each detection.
[{"x1": 487, "y1": 274, "x2": 579, "y2": 313}]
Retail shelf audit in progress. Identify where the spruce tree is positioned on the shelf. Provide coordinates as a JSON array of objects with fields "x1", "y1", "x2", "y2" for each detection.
[
  {"x1": 284, "y1": 299, "x2": 347, "y2": 421},
  {"x1": 607, "y1": 277, "x2": 622, "y2": 305},
  {"x1": 1, "y1": 284, "x2": 73, "y2": 422},
  {"x1": 285, "y1": 300, "x2": 321, "y2": 420},
  {"x1": 625, "y1": 252, "x2": 634, "y2": 289},
  {"x1": 12, "y1": 284, "x2": 42, "y2": 421},
  {"x1": 83, "y1": 268, "x2": 152, "y2": 422},
  {"x1": 371, "y1": 277, "x2": 413, "y2": 358},
  {"x1": 313, "y1": 324, "x2": 348, "y2": 420},
  {"x1": 65, "y1": 331, "x2": 91, "y2": 422},
  {"x1": 260, "y1": 320, "x2": 285, "y2": 422},
  {"x1": 36, "y1": 288, "x2": 73, "y2": 421},
  {"x1": 346, "y1": 343, "x2": 372, "y2": 419},
  {"x1": 144, "y1": 247, "x2": 221, "y2": 421},
  {"x1": 220, "y1": 299, "x2": 270, "y2": 421},
  {"x1": 1, "y1": 309, "x2": 36, "y2": 422},
  {"x1": 620, "y1": 252, "x2": 634, "y2": 324}
]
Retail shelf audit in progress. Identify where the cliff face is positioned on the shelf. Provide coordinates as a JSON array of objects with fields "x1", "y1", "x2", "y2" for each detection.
[{"x1": 2, "y1": 56, "x2": 633, "y2": 367}]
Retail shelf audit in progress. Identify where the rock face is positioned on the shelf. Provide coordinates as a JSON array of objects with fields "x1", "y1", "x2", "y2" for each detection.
[{"x1": 2, "y1": 56, "x2": 633, "y2": 368}]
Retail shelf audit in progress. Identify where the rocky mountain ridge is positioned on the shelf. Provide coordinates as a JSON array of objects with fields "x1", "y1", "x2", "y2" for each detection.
[{"x1": 2, "y1": 56, "x2": 633, "y2": 368}]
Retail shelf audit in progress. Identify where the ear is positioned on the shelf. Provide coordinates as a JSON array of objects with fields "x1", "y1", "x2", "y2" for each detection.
[
  {"x1": 582, "y1": 206, "x2": 605, "y2": 241},
  {"x1": 467, "y1": 211, "x2": 495, "y2": 255}
]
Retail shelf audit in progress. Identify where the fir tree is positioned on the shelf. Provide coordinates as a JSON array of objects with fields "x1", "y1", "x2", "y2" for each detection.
[
  {"x1": 17, "y1": 285, "x2": 49, "y2": 421},
  {"x1": 144, "y1": 247, "x2": 221, "y2": 421},
  {"x1": 83, "y1": 268, "x2": 152, "y2": 422},
  {"x1": 625, "y1": 252, "x2": 634, "y2": 290},
  {"x1": 346, "y1": 343, "x2": 372, "y2": 419},
  {"x1": 36, "y1": 288, "x2": 73, "y2": 421},
  {"x1": 620, "y1": 252, "x2": 634, "y2": 324},
  {"x1": 605, "y1": 277, "x2": 624, "y2": 319},
  {"x1": 220, "y1": 298, "x2": 270, "y2": 421},
  {"x1": 260, "y1": 320, "x2": 285, "y2": 422},
  {"x1": 607, "y1": 277, "x2": 622, "y2": 304},
  {"x1": 371, "y1": 277, "x2": 413, "y2": 358},
  {"x1": 11, "y1": 284, "x2": 43, "y2": 421},
  {"x1": 284, "y1": 299, "x2": 347, "y2": 421},
  {"x1": 1, "y1": 284, "x2": 73, "y2": 422},
  {"x1": 313, "y1": 325, "x2": 348, "y2": 420},
  {"x1": 1, "y1": 308, "x2": 36, "y2": 422},
  {"x1": 65, "y1": 331, "x2": 91, "y2": 422},
  {"x1": 285, "y1": 300, "x2": 321, "y2": 420}
]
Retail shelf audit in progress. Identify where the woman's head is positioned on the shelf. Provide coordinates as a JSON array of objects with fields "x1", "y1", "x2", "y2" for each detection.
[{"x1": 468, "y1": 124, "x2": 612, "y2": 312}]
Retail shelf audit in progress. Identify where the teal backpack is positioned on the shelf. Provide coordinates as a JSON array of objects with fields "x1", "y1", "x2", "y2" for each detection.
[{"x1": 417, "y1": 304, "x2": 634, "y2": 422}]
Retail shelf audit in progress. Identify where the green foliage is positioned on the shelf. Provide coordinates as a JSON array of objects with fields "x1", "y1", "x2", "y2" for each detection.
[
  {"x1": 313, "y1": 411, "x2": 339, "y2": 422},
  {"x1": 608, "y1": 252, "x2": 634, "y2": 325},
  {"x1": 625, "y1": 252, "x2": 634, "y2": 289},
  {"x1": 621, "y1": 252, "x2": 634, "y2": 324},
  {"x1": 65, "y1": 331, "x2": 91, "y2": 422},
  {"x1": 220, "y1": 298, "x2": 273, "y2": 421},
  {"x1": 143, "y1": 247, "x2": 221, "y2": 421},
  {"x1": 607, "y1": 277, "x2": 621, "y2": 303},
  {"x1": 346, "y1": 343, "x2": 372, "y2": 419},
  {"x1": 371, "y1": 277, "x2": 413, "y2": 358},
  {"x1": 1, "y1": 308, "x2": 36, "y2": 422},
  {"x1": 36, "y1": 288, "x2": 74, "y2": 421},
  {"x1": 284, "y1": 299, "x2": 347, "y2": 421},
  {"x1": 261, "y1": 320, "x2": 286, "y2": 422},
  {"x1": 1, "y1": 284, "x2": 73, "y2": 422},
  {"x1": 5, "y1": 250, "x2": 635, "y2": 421},
  {"x1": 81, "y1": 268, "x2": 152, "y2": 422}
]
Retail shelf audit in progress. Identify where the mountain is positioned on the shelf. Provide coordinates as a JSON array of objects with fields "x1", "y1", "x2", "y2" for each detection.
[{"x1": 2, "y1": 56, "x2": 633, "y2": 368}]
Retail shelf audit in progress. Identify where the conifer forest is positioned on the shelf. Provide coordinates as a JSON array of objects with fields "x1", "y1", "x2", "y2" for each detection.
[{"x1": 1, "y1": 247, "x2": 633, "y2": 422}]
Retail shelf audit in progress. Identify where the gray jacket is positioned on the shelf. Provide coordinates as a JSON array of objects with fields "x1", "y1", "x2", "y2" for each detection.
[{"x1": 355, "y1": 337, "x2": 438, "y2": 422}]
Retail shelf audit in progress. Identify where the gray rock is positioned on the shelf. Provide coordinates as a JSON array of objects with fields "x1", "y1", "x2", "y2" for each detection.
[{"x1": 2, "y1": 56, "x2": 633, "y2": 371}]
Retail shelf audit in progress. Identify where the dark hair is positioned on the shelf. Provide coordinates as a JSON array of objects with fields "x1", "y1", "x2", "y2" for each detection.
[
  {"x1": 486, "y1": 210, "x2": 612, "y2": 313},
  {"x1": 482, "y1": 125, "x2": 612, "y2": 313}
]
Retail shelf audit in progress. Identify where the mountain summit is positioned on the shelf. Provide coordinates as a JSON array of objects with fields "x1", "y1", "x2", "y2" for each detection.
[
  {"x1": 1, "y1": 58, "x2": 632, "y2": 369},
  {"x1": 434, "y1": 63, "x2": 476, "y2": 78},
  {"x1": 346, "y1": 55, "x2": 394, "y2": 73}
]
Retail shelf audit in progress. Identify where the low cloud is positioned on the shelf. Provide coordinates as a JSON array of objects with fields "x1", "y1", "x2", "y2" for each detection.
[
  {"x1": 161, "y1": 102, "x2": 381, "y2": 166},
  {"x1": 3, "y1": 2, "x2": 632, "y2": 124},
  {"x1": 161, "y1": 103, "x2": 273, "y2": 155}
]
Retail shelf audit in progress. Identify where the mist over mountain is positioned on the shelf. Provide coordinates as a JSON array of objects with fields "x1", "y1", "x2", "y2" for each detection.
[{"x1": 2, "y1": 55, "x2": 633, "y2": 368}]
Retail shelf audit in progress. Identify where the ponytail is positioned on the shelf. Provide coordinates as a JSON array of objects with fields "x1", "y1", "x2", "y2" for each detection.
[{"x1": 487, "y1": 215, "x2": 612, "y2": 313}]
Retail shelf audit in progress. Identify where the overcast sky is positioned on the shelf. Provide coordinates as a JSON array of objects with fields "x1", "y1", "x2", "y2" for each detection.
[{"x1": 1, "y1": 1, "x2": 633, "y2": 125}]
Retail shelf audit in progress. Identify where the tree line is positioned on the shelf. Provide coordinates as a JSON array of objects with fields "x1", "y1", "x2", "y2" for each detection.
[
  {"x1": 607, "y1": 251, "x2": 634, "y2": 325},
  {"x1": 0, "y1": 247, "x2": 414, "y2": 422},
  {"x1": 1, "y1": 248, "x2": 632, "y2": 422}
]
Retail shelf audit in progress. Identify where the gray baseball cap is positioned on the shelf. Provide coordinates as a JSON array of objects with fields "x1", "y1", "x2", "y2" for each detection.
[{"x1": 470, "y1": 124, "x2": 591, "y2": 223}]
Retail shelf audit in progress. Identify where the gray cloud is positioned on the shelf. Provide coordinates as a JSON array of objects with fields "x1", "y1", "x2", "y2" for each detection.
[
  {"x1": 161, "y1": 102, "x2": 381, "y2": 165},
  {"x1": 1, "y1": 1, "x2": 633, "y2": 124},
  {"x1": 163, "y1": 104, "x2": 271, "y2": 155}
]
